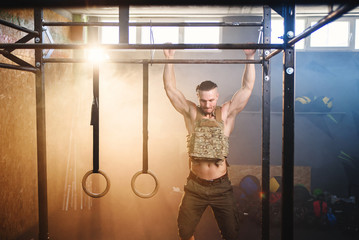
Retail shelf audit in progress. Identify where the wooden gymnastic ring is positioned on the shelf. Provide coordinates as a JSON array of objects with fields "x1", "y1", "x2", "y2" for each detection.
[
  {"x1": 82, "y1": 170, "x2": 111, "y2": 198},
  {"x1": 131, "y1": 170, "x2": 159, "y2": 198}
]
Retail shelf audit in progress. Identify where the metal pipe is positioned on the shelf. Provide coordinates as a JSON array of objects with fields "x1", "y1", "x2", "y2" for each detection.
[
  {"x1": 281, "y1": 4, "x2": 295, "y2": 240},
  {"x1": 0, "y1": 19, "x2": 39, "y2": 35},
  {"x1": 0, "y1": 62, "x2": 37, "y2": 72},
  {"x1": 261, "y1": 6, "x2": 271, "y2": 240},
  {"x1": 43, "y1": 21, "x2": 263, "y2": 27},
  {"x1": 1, "y1": 51, "x2": 35, "y2": 68},
  {"x1": 0, "y1": 43, "x2": 284, "y2": 50},
  {"x1": 8, "y1": 0, "x2": 358, "y2": 8},
  {"x1": 134, "y1": 21, "x2": 263, "y2": 27},
  {"x1": 43, "y1": 58, "x2": 262, "y2": 64},
  {"x1": 34, "y1": 8, "x2": 49, "y2": 240},
  {"x1": 265, "y1": 3, "x2": 358, "y2": 61},
  {"x1": 3, "y1": 33, "x2": 37, "y2": 53},
  {"x1": 264, "y1": 48, "x2": 281, "y2": 61}
]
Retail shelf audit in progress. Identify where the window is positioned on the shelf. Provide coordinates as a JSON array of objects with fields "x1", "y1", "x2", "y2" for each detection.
[
  {"x1": 271, "y1": 19, "x2": 305, "y2": 49},
  {"x1": 271, "y1": 19, "x2": 284, "y2": 44},
  {"x1": 184, "y1": 22, "x2": 220, "y2": 44},
  {"x1": 310, "y1": 21, "x2": 350, "y2": 47},
  {"x1": 101, "y1": 20, "x2": 136, "y2": 44},
  {"x1": 141, "y1": 26, "x2": 179, "y2": 44}
]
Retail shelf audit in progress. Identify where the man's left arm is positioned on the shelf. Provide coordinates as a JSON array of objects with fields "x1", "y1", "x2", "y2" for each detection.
[{"x1": 224, "y1": 49, "x2": 256, "y2": 119}]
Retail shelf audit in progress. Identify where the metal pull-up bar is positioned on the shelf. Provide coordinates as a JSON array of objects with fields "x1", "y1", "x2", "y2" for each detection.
[
  {"x1": 0, "y1": 43, "x2": 284, "y2": 50},
  {"x1": 43, "y1": 58, "x2": 262, "y2": 64},
  {"x1": 42, "y1": 21, "x2": 263, "y2": 27}
]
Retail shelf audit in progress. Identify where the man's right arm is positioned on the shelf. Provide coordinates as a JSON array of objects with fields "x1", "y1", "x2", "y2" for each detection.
[{"x1": 163, "y1": 49, "x2": 194, "y2": 117}]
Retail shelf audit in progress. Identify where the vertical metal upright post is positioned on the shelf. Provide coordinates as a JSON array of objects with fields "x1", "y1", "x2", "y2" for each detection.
[
  {"x1": 282, "y1": 3, "x2": 295, "y2": 240},
  {"x1": 261, "y1": 6, "x2": 271, "y2": 240},
  {"x1": 119, "y1": 6, "x2": 129, "y2": 44},
  {"x1": 34, "y1": 8, "x2": 49, "y2": 240}
]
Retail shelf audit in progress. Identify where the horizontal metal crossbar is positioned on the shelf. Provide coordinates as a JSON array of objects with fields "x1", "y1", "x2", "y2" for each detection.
[
  {"x1": 43, "y1": 58, "x2": 262, "y2": 64},
  {"x1": 1, "y1": 0, "x2": 357, "y2": 8},
  {"x1": 0, "y1": 43, "x2": 284, "y2": 50},
  {"x1": 43, "y1": 21, "x2": 263, "y2": 27}
]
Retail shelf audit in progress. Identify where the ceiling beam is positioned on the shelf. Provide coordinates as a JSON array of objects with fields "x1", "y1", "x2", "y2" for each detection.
[{"x1": 0, "y1": 0, "x2": 356, "y2": 9}]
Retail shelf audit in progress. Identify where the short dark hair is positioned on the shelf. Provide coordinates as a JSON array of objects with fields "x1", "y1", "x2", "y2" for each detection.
[{"x1": 196, "y1": 80, "x2": 218, "y2": 92}]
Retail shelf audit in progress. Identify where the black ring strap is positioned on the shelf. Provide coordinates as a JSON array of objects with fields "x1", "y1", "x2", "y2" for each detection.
[
  {"x1": 131, "y1": 63, "x2": 159, "y2": 198},
  {"x1": 82, "y1": 63, "x2": 110, "y2": 198}
]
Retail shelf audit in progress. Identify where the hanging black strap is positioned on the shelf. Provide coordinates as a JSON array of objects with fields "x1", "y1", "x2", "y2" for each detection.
[
  {"x1": 143, "y1": 63, "x2": 149, "y2": 173},
  {"x1": 131, "y1": 62, "x2": 159, "y2": 198},
  {"x1": 91, "y1": 63, "x2": 99, "y2": 173},
  {"x1": 82, "y1": 63, "x2": 110, "y2": 198}
]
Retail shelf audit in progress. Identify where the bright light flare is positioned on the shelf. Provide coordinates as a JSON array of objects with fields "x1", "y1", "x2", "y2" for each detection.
[{"x1": 85, "y1": 48, "x2": 109, "y2": 63}]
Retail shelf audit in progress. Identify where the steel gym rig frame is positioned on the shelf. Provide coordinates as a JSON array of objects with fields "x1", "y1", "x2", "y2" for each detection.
[{"x1": 0, "y1": 2, "x2": 357, "y2": 240}]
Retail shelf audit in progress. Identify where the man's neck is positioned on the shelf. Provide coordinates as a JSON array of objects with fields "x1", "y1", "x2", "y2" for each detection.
[{"x1": 200, "y1": 107, "x2": 216, "y2": 118}]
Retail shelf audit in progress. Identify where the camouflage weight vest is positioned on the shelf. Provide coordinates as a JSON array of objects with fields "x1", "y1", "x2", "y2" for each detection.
[{"x1": 187, "y1": 106, "x2": 229, "y2": 160}]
